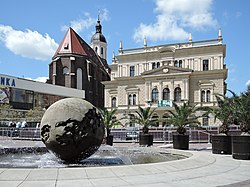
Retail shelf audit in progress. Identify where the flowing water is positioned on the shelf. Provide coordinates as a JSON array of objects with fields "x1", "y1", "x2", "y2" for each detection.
[{"x1": 0, "y1": 145, "x2": 187, "y2": 168}]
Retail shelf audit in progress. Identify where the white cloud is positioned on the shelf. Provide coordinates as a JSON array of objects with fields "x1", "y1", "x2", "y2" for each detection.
[
  {"x1": 246, "y1": 80, "x2": 250, "y2": 86},
  {"x1": 61, "y1": 9, "x2": 110, "y2": 33},
  {"x1": 133, "y1": 0, "x2": 218, "y2": 43},
  {"x1": 0, "y1": 25, "x2": 58, "y2": 61},
  {"x1": 25, "y1": 76, "x2": 48, "y2": 83}
]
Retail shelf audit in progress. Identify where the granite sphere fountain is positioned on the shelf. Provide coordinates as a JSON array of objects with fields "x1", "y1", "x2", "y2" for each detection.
[{"x1": 40, "y1": 98, "x2": 104, "y2": 162}]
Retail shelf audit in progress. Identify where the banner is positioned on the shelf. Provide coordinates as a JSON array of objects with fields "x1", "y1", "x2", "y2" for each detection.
[{"x1": 0, "y1": 87, "x2": 10, "y2": 104}]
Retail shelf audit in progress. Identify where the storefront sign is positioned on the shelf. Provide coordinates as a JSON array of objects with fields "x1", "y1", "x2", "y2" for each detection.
[{"x1": 0, "y1": 77, "x2": 16, "y2": 87}]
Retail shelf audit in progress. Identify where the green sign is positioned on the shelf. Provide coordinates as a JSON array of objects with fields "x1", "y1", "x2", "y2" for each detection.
[{"x1": 158, "y1": 100, "x2": 172, "y2": 107}]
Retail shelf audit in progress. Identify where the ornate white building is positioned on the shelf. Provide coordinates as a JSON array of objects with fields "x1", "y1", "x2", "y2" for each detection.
[{"x1": 103, "y1": 30, "x2": 227, "y2": 127}]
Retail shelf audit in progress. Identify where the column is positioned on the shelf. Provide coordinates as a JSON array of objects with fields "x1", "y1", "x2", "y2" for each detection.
[
  {"x1": 159, "y1": 81, "x2": 163, "y2": 101},
  {"x1": 170, "y1": 80, "x2": 174, "y2": 100}
]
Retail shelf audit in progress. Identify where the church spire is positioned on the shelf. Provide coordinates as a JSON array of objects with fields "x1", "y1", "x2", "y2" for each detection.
[{"x1": 95, "y1": 11, "x2": 102, "y2": 34}]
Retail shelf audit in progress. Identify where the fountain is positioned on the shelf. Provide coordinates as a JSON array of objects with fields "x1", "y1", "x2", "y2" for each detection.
[
  {"x1": 0, "y1": 98, "x2": 188, "y2": 168},
  {"x1": 40, "y1": 98, "x2": 104, "y2": 162}
]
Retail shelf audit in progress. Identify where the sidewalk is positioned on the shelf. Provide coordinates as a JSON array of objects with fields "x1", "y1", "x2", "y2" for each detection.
[{"x1": 0, "y1": 140, "x2": 249, "y2": 187}]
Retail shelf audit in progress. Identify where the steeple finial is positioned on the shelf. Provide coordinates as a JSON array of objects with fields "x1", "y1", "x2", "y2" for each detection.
[
  {"x1": 95, "y1": 11, "x2": 102, "y2": 34},
  {"x1": 189, "y1": 33, "x2": 192, "y2": 42},
  {"x1": 144, "y1": 36, "x2": 147, "y2": 48},
  {"x1": 98, "y1": 9, "x2": 100, "y2": 21},
  {"x1": 218, "y1": 28, "x2": 222, "y2": 41},
  {"x1": 119, "y1": 40, "x2": 123, "y2": 54}
]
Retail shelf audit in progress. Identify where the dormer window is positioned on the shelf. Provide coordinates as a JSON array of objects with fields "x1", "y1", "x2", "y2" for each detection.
[{"x1": 63, "y1": 43, "x2": 69, "y2": 49}]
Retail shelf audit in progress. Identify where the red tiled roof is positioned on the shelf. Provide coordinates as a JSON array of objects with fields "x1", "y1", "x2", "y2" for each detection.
[{"x1": 53, "y1": 27, "x2": 109, "y2": 70}]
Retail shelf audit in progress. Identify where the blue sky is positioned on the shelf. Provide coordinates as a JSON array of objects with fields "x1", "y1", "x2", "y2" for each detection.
[{"x1": 0, "y1": 0, "x2": 249, "y2": 94}]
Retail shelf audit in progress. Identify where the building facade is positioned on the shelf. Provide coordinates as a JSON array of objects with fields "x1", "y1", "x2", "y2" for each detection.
[
  {"x1": 47, "y1": 19, "x2": 110, "y2": 108},
  {"x1": 103, "y1": 31, "x2": 227, "y2": 127},
  {"x1": 0, "y1": 73, "x2": 85, "y2": 110}
]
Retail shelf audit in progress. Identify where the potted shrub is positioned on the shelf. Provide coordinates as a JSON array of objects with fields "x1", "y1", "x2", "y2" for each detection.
[
  {"x1": 132, "y1": 106, "x2": 158, "y2": 146},
  {"x1": 164, "y1": 102, "x2": 207, "y2": 150},
  {"x1": 100, "y1": 108, "x2": 120, "y2": 146},
  {"x1": 210, "y1": 91, "x2": 237, "y2": 154},
  {"x1": 231, "y1": 91, "x2": 250, "y2": 159}
]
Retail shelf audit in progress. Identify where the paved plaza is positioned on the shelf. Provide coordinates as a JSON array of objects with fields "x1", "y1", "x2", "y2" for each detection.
[{"x1": 0, "y1": 140, "x2": 250, "y2": 187}]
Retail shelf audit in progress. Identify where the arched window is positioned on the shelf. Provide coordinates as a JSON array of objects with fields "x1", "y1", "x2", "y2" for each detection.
[
  {"x1": 111, "y1": 97, "x2": 117, "y2": 108},
  {"x1": 128, "y1": 94, "x2": 132, "y2": 105},
  {"x1": 133, "y1": 94, "x2": 136, "y2": 105},
  {"x1": 179, "y1": 60, "x2": 182, "y2": 68},
  {"x1": 157, "y1": 62, "x2": 160, "y2": 68},
  {"x1": 151, "y1": 88, "x2": 159, "y2": 103},
  {"x1": 76, "y1": 68, "x2": 83, "y2": 89},
  {"x1": 152, "y1": 62, "x2": 156, "y2": 69},
  {"x1": 95, "y1": 47, "x2": 98, "y2": 53},
  {"x1": 174, "y1": 87, "x2": 181, "y2": 102},
  {"x1": 201, "y1": 90, "x2": 206, "y2": 102},
  {"x1": 206, "y1": 90, "x2": 211, "y2": 102},
  {"x1": 101, "y1": 47, "x2": 104, "y2": 55},
  {"x1": 163, "y1": 88, "x2": 170, "y2": 100},
  {"x1": 174, "y1": 60, "x2": 178, "y2": 67},
  {"x1": 63, "y1": 66, "x2": 69, "y2": 75}
]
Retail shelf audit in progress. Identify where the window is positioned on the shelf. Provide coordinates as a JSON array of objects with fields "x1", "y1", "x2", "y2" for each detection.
[
  {"x1": 130, "y1": 66, "x2": 135, "y2": 77},
  {"x1": 157, "y1": 62, "x2": 160, "y2": 68},
  {"x1": 151, "y1": 88, "x2": 159, "y2": 103},
  {"x1": 76, "y1": 68, "x2": 83, "y2": 90},
  {"x1": 202, "y1": 117, "x2": 209, "y2": 126},
  {"x1": 111, "y1": 97, "x2": 117, "y2": 107},
  {"x1": 174, "y1": 60, "x2": 178, "y2": 67},
  {"x1": 201, "y1": 90, "x2": 206, "y2": 102},
  {"x1": 174, "y1": 87, "x2": 181, "y2": 102},
  {"x1": 95, "y1": 47, "x2": 98, "y2": 53},
  {"x1": 101, "y1": 47, "x2": 104, "y2": 55},
  {"x1": 201, "y1": 90, "x2": 211, "y2": 103},
  {"x1": 203, "y1": 59, "x2": 209, "y2": 71},
  {"x1": 152, "y1": 62, "x2": 156, "y2": 69},
  {"x1": 133, "y1": 94, "x2": 136, "y2": 105},
  {"x1": 63, "y1": 66, "x2": 69, "y2": 75},
  {"x1": 179, "y1": 60, "x2": 182, "y2": 68},
  {"x1": 206, "y1": 90, "x2": 211, "y2": 102},
  {"x1": 128, "y1": 94, "x2": 132, "y2": 105},
  {"x1": 163, "y1": 88, "x2": 170, "y2": 100}
]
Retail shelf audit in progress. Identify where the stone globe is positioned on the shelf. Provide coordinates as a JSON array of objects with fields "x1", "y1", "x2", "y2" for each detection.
[{"x1": 40, "y1": 98, "x2": 104, "y2": 162}]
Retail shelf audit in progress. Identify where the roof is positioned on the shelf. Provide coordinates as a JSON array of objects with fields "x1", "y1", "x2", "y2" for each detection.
[{"x1": 53, "y1": 27, "x2": 109, "y2": 70}]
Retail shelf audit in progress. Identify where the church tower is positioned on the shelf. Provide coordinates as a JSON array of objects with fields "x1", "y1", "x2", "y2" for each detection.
[{"x1": 90, "y1": 15, "x2": 107, "y2": 60}]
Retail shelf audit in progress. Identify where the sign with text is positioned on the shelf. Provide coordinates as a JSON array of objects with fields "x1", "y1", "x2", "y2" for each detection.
[{"x1": 158, "y1": 100, "x2": 172, "y2": 107}]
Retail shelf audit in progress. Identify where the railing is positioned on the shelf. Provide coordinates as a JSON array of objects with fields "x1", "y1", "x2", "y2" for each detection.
[
  {"x1": 0, "y1": 126, "x2": 241, "y2": 143},
  {"x1": 0, "y1": 127, "x2": 40, "y2": 140}
]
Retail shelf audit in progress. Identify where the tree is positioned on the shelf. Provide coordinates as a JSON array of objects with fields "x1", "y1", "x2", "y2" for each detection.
[
  {"x1": 235, "y1": 92, "x2": 250, "y2": 134},
  {"x1": 164, "y1": 102, "x2": 208, "y2": 135},
  {"x1": 212, "y1": 90, "x2": 238, "y2": 135},
  {"x1": 99, "y1": 108, "x2": 121, "y2": 137},
  {"x1": 132, "y1": 106, "x2": 158, "y2": 134},
  {"x1": 25, "y1": 106, "x2": 45, "y2": 122}
]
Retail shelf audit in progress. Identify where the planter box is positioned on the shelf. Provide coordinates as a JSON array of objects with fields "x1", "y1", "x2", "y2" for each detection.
[
  {"x1": 139, "y1": 134, "x2": 153, "y2": 146},
  {"x1": 106, "y1": 135, "x2": 113, "y2": 146},
  {"x1": 211, "y1": 135, "x2": 232, "y2": 154},
  {"x1": 232, "y1": 135, "x2": 250, "y2": 160},
  {"x1": 173, "y1": 134, "x2": 189, "y2": 150}
]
